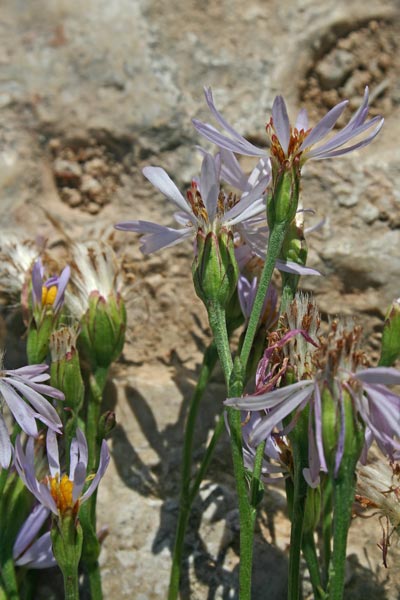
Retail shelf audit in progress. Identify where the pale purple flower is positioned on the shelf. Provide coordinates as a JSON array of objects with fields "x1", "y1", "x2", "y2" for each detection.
[
  {"x1": 0, "y1": 362, "x2": 64, "y2": 469},
  {"x1": 31, "y1": 258, "x2": 70, "y2": 313},
  {"x1": 14, "y1": 428, "x2": 110, "y2": 517},
  {"x1": 13, "y1": 504, "x2": 56, "y2": 569},
  {"x1": 193, "y1": 87, "x2": 383, "y2": 166},
  {"x1": 226, "y1": 362, "x2": 400, "y2": 488},
  {"x1": 115, "y1": 151, "x2": 271, "y2": 254}
]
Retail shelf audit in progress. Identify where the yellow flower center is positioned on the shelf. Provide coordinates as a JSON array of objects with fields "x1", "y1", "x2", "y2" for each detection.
[
  {"x1": 48, "y1": 474, "x2": 76, "y2": 515},
  {"x1": 42, "y1": 285, "x2": 58, "y2": 306}
]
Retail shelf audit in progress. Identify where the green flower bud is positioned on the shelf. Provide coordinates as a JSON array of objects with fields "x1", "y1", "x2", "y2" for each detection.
[
  {"x1": 267, "y1": 164, "x2": 300, "y2": 229},
  {"x1": 379, "y1": 298, "x2": 400, "y2": 366},
  {"x1": 99, "y1": 410, "x2": 117, "y2": 439},
  {"x1": 78, "y1": 291, "x2": 126, "y2": 369},
  {"x1": 192, "y1": 229, "x2": 239, "y2": 310},
  {"x1": 50, "y1": 326, "x2": 84, "y2": 415}
]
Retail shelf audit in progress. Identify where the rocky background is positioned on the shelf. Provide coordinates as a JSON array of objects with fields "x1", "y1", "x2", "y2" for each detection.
[{"x1": 1, "y1": 0, "x2": 400, "y2": 598}]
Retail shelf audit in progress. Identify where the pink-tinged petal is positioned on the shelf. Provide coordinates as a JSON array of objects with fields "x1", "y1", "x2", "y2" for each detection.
[
  {"x1": 31, "y1": 259, "x2": 44, "y2": 307},
  {"x1": 142, "y1": 166, "x2": 192, "y2": 216},
  {"x1": 53, "y1": 265, "x2": 70, "y2": 312},
  {"x1": 46, "y1": 429, "x2": 60, "y2": 477},
  {"x1": 299, "y1": 100, "x2": 348, "y2": 151},
  {"x1": 272, "y1": 96, "x2": 291, "y2": 155},
  {"x1": 0, "y1": 413, "x2": 12, "y2": 469},
  {"x1": 355, "y1": 367, "x2": 400, "y2": 385},
  {"x1": 13, "y1": 505, "x2": 50, "y2": 559},
  {"x1": 225, "y1": 380, "x2": 314, "y2": 410},
  {"x1": 199, "y1": 153, "x2": 219, "y2": 222},
  {"x1": 7, "y1": 379, "x2": 62, "y2": 431},
  {"x1": 15, "y1": 532, "x2": 56, "y2": 569},
  {"x1": 80, "y1": 440, "x2": 110, "y2": 504},
  {"x1": 0, "y1": 381, "x2": 38, "y2": 437},
  {"x1": 295, "y1": 108, "x2": 309, "y2": 131}
]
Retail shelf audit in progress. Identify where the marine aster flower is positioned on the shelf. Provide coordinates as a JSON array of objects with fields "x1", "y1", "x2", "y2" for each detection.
[
  {"x1": 193, "y1": 87, "x2": 383, "y2": 168},
  {"x1": 0, "y1": 361, "x2": 64, "y2": 469},
  {"x1": 225, "y1": 320, "x2": 400, "y2": 487},
  {"x1": 14, "y1": 428, "x2": 110, "y2": 517},
  {"x1": 13, "y1": 505, "x2": 56, "y2": 569},
  {"x1": 115, "y1": 151, "x2": 270, "y2": 254}
]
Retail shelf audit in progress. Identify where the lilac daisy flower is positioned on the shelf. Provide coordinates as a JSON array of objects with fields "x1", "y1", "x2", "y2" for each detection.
[
  {"x1": 193, "y1": 87, "x2": 383, "y2": 168},
  {"x1": 0, "y1": 361, "x2": 64, "y2": 469},
  {"x1": 115, "y1": 150, "x2": 271, "y2": 254},
  {"x1": 237, "y1": 274, "x2": 278, "y2": 330},
  {"x1": 13, "y1": 504, "x2": 56, "y2": 569},
  {"x1": 14, "y1": 428, "x2": 110, "y2": 517},
  {"x1": 225, "y1": 321, "x2": 400, "y2": 487},
  {"x1": 31, "y1": 258, "x2": 70, "y2": 314}
]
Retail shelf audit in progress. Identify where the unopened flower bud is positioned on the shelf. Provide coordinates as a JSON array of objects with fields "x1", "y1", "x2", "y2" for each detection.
[
  {"x1": 99, "y1": 411, "x2": 117, "y2": 439},
  {"x1": 192, "y1": 229, "x2": 239, "y2": 310},
  {"x1": 50, "y1": 326, "x2": 84, "y2": 415},
  {"x1": 79, "y1": 291, "x2": 126, "y2": 369},
  {"x1": 267, "y1": 164, "x2": 300, "y2": 229},
  {"x1": 379, "y1": 298, "x2": 400, "y2": 367}
]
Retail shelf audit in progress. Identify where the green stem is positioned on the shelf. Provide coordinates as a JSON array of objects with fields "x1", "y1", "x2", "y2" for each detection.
[
  {"x1": 302, "y1": 531, "x2": 325, "y2": 600},
  {"x1": 61, "y1": 567, "x2": 79, "y2": 600},
  {"x1": 321, "y1": 477, "x2": 333, "y2": 587},
  {"x1": 86, "y1": 561, "x2": 103, "y2": 600},
  {"x1": 168, "y1": 341, "x2": 218, "y2": 600},
  {"x1": 327, "y1": 469, "x2": 357, "y2": 600},
  {"x1": 279, "y1": 272, "x2": 299, "y2": 315},
  {"x1": 0, "y1": 558, "x2": 20, "y2": 600},
  {"x1": 240, "y1": 222, "x2": 288, "y2": 370},
  {"x1": 227, "y1": 406, "x2": 255, "y2": 600},
  {"x1": 207, "y1": 303, "x2": 256, "y2": 600},
  {"x1": 287, "y1": 412, "x2": 309, "y2": 600}
]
